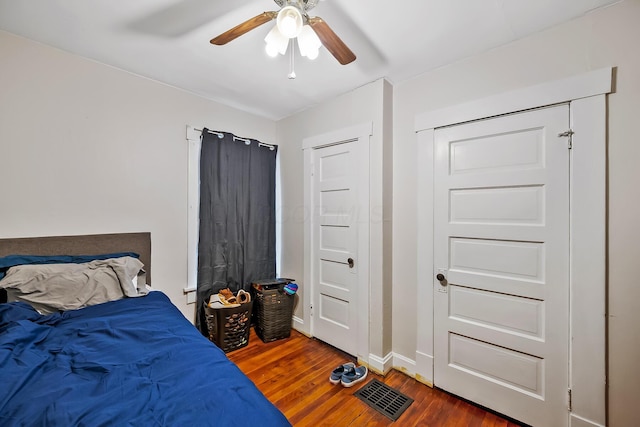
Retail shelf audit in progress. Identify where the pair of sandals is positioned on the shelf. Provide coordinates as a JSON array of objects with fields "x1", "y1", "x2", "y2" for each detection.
[
  {"x1": 329, "y1": 362, "x2": 368, "y2": 387},
  {"x1": 209, "y1": 289, "x2": 251, "y2": 308}
]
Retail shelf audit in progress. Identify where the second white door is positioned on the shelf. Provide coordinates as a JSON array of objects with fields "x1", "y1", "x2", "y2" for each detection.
[{"x1": 433, "y1": 105, "x2": 570, "y2": 427}]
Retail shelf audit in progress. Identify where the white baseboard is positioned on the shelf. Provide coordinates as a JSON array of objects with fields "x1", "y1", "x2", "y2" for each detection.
[
  {"x1": 291, "y1": 315, "x2": 311, "y2": 337},
  {"x1": 415, "y1": 351, "x2": 434, "y2": 386},
  {"x1": 570, "y1": 414, "x2": 606, "y2": 427},
  {"x1": 392, "y1": 352, "x2": 417, "y2": 378},
  {"x1": 367, "y1": 351, "x2": 393, "y2": 375}
]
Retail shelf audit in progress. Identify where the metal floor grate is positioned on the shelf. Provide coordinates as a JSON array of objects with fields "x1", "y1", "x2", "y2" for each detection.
[{"x1": 354, "y1": 379, "x2": 414, "y2": 421}]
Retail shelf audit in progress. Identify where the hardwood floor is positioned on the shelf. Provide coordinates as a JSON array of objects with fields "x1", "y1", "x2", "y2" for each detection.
[{"x1": 228, "y1": 329, "x2": 526, "y2": 427}]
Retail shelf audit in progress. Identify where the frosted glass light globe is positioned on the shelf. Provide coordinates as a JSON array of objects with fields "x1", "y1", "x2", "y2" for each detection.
[
  {"x1": 297, "y1": 24, "x2": 322, "y2": 59},
  {"x1": 265, "y1": 43, "x2": 279, "y2": 57},
  {"x1": 276, "y1": 6, "x2": 303, "y2": 38},
  {"x1": 264, "y1": 25, "x2": 289, "y2": 56}
]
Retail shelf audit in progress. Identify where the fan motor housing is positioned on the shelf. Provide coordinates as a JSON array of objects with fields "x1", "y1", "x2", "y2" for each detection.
[{"x1": 274, "y1": 0, "x2": 319, "y2": 12}]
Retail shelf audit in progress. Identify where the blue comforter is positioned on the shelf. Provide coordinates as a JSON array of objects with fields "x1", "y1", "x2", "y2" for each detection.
[{"x1": 0, "y1": 292, "x2": 290, "y2": 426}]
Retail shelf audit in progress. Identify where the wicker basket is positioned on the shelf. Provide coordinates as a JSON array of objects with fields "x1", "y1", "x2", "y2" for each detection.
[
  {"x1": 204, "y1": 301, "x2": 253, "y2": 353},
  {"x1": 253, "y1": 284, "x2": 294, "y2": 343}
]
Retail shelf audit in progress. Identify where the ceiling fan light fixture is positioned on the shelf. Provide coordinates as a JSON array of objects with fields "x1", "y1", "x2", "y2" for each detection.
[
  {"x1": 276, "y1": 5, "x2": 303, "y2": 38},
  {"x1": 297, "y1": 24, "x2": 322, "y2": 60},
  {"x1": 264, "y1": 25, "x2": 289, "y2": 57},
  {"x1": 209, "y1": 1, "x2": 355, "y2": 69},
  {"x1": 265, "y1": 43, "x2": 279, "y2": 58},
  {"x1": 302, "y1": 48, "x2": 319, "y2": 60}
]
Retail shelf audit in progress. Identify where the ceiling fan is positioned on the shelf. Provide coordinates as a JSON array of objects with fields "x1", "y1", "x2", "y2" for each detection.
[{"x1": 210, "y1": 0, "x2": 356, "y2": 65}]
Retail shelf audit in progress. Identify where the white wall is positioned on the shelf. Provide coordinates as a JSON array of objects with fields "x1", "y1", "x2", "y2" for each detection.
[
  {"x1": 392, "y1": 1, "x2": 639, "y2": 425},
  {"x1": 0, "y1": 30, "x2": 276, "y2": 322}
]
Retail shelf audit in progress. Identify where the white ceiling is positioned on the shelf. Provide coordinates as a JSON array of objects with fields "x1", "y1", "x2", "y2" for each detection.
[{"x1": 0, "y1": 0, "x2": 620, "y2": 120}]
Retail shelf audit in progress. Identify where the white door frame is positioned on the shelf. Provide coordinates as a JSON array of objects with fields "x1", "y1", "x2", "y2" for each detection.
[
  {"x1": 415, "y1": 67, "x2": 611, "y2": 427},
  {"x1": 302, "y1": 122, "x2": 372, "y2": 363}
]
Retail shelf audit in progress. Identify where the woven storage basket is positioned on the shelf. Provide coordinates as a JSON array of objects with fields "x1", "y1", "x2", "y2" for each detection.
[
  {"x1": 204, "y1": 300, "x2": 253, "y2": 353},
  {"x1": 253, "y1": 285, "x2": 294, "y2": 343}
]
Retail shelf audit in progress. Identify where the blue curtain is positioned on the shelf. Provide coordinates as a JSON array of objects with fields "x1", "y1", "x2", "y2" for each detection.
[{"x1": 196, "y1": 129, "x2": 277, "y2": 333}]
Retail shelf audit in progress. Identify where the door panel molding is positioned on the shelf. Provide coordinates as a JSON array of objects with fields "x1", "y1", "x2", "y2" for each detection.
[{"x1": 416, "y1": 68, "x2": 611, "y2": 427}]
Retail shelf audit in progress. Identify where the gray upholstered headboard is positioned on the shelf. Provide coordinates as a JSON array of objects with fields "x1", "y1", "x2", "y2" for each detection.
[{"x1": 0, "y1": 232, "x2": 152, "y2": 287}]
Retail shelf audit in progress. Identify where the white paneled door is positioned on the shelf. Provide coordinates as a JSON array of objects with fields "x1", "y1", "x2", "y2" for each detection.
[
  {"x1": 312, "y1": 141, "x2": 359, "y2": 356},
  {"x1": 433, "y1": 105, "x2": 570, "y2": 427}
]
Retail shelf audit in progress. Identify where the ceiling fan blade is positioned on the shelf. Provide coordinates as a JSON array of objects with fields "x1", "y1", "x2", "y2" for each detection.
[
  {"x1": 210, "y1": 11, "x2": 277, "y2": 45},
  {"x1": 308, "y1": 16, "x2": 356, "y2": 65}
]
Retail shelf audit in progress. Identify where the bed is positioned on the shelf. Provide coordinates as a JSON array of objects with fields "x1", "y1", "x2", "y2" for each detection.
[{"x1": 0, "y1": 233, "x2": 290, "y2": 426}]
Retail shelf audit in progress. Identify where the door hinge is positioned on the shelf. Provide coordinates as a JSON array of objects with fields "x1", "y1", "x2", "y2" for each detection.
[
  {"x1": 558, "y1": 130, "x2": 574, "y2": 149},
  {"x1": 568, "y1": 388, "x2": 572, "y2": 412}
]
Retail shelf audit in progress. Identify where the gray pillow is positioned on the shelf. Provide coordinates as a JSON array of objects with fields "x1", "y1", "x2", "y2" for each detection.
[{"x1": 0, "y1": 256, "x2": 146, "y2": 314}]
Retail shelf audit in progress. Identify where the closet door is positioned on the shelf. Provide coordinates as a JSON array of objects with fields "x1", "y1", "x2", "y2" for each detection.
[{"x1": 433, "y1": 105, "x2": 570, "y2": 427}]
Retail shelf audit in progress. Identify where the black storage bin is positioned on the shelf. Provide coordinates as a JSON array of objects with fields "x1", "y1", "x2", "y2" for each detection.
[
  {"x1": 252, "y1": 278, "x2": 295, "y2": 343},
  {"x1": 203, "y1": 301, "x2": 253, "y2": 353}
]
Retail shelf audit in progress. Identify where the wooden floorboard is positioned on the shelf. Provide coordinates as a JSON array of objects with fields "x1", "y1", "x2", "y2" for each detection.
[{"x1": 227, "y1": 329, "x2": 526, "y2": 427}]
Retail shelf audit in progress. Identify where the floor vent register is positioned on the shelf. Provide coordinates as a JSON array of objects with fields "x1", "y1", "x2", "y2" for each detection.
[{"x1": 354, "y1": 379, "x2": 414, "y2": 421}]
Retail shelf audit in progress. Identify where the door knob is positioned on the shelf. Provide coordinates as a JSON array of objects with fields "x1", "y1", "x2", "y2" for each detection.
[
  {"x1": 347, "y1": 258, "x2": 354, "y2": 268},
  {"x1": 436, "y1": 271, "x2": 448, "y2": 293}
]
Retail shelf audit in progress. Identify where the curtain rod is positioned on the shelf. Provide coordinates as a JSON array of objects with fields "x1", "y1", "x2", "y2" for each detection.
[{"x1": 194, "y1": 128, "x2": 275, "y2": 151}]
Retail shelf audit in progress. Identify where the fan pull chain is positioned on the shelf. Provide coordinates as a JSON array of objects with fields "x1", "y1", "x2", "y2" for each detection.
[{"x1": 288, "y1": 39, "x2": 296, "y2": 79}]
